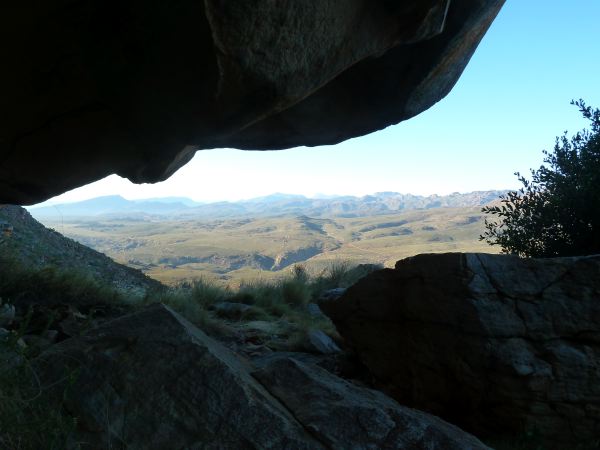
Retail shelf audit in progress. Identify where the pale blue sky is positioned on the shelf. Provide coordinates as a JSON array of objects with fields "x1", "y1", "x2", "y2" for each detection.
[{"x1": 38, "y1": 0, "x2": 600, "y2": 205}]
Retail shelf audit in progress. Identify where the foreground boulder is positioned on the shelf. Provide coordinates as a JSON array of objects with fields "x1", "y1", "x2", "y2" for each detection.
[
  {"x1": 253, "y1": 355, "x2": 488, "y2": 449},
  {"x1": 34, "y1": 303, "x2": 488, "y2": 449},
  {"x1": 320, "y1": 253, "x2": 600, "y2": 447},
  {"x1": 2, "y1": 1, "x2": 504, "y2": 204}
]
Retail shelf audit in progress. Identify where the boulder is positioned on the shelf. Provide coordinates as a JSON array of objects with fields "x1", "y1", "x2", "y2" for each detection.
[
  {"x1": 252, "y1": 356, "x2": 489, "y2": 449},
  {"x1": 33, "y1": 303, "x2": 489, "y2": 448},
  {"x1": 320, "y1": 253, "x2": 600, "y2": 447},
  {"x1": 1, "y1": 1, "x2": 505, "y2": 204},
  {"x1": 34, "y1": 304, "x2": 320, "y2": 449},
  {"x1": 306, "y1": 329, "x2": 342, "y2": 355}
]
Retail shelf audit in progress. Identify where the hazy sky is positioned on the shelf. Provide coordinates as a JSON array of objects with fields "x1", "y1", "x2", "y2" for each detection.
[{"x1": 38, "y1": 1, "x2": 600, "y2": 205}]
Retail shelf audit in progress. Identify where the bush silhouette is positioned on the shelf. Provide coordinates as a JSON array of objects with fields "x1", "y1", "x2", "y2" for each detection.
[{"x1": 481, "y1": 100, "x2": 600, "y2": 257}]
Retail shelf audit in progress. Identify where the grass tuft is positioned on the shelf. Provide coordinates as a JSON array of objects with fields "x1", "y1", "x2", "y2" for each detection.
[{"x1": 0, "y1": 256, "x2": 125, "y2": 311}]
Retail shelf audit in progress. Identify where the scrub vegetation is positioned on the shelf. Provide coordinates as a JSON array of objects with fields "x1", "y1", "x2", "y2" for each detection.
[{"x1": 481, "y1": 100, "x2": 600, "y2": 257}]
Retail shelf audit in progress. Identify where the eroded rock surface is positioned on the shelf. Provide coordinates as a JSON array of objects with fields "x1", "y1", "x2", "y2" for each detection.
[
  {"x1": 33, "y1": 303, "x2": 489, "y2": 449},
  {"x1": 2, "y1": 1, "x2": 504, "y2": 204},
  {"x1": 320, "y1": 253, "x2": 600, "y2": 447}
]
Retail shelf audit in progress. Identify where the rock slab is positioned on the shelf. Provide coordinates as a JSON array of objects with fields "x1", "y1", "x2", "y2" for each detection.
[
  {"x1": 34, "y1": 303, "x2": 489, "y2": 449},
  {"x1": 320, "y1": 253, "x2": 600, "y2": 447},
  {"x1": 252, "y1": 355, "x2": 489, "y2": 450}
]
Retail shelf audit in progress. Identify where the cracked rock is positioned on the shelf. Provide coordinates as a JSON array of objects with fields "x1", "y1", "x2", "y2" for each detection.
[{"x1": 320, "y1": 252, "x2": 600, "y2": 448}]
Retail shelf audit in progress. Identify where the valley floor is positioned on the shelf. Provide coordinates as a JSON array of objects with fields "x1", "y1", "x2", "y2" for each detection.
[{"x1": 37, "y1": 206, "x2": 497, "y2": 286}]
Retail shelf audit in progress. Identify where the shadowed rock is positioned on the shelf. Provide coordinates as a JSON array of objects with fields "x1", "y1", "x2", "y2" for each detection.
[
  {"x1": 320, "y1": 253, "x2": 600, "y2": 448},
  {"x1": 33, "y1": 304, "x2": 322, "y2": 449},
  {"x1": 33, "y1": 303, "x2": 490, "y2": 449},
  {"x1": 252, "y1": 356, "x2": 490, "y2": 449},
  {"x1": 2, "y1": 0, "x2": 504, "y2": 204}
]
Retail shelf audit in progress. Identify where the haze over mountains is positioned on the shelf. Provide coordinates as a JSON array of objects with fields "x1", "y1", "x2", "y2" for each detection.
[{"x1": 29, "y1": 190, "x2": 507, "y2": 220}]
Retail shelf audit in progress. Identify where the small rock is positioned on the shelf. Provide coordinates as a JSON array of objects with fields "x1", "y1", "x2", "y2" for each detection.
[
  {"x1": 213, "y1": 302, "x2": 253, "y2": 319},
  {"x1": 306, "y1": 303, "x2": 324, "y2": 317},
  {"x1": 0, "y1": 302, "x2": 16, "y2": 327},
  {"x1": 42, "y1": 329, "x2": 59, "y2": 343},
  {"x1": 0, "y1": 327, "x2": 10, "y2": 340},
  {"x1": 317, "y1": 288, "x2": 346, "y2": 304},
  {"x1": 307, "y1": 329, "x2": 341, "y2": 355}
]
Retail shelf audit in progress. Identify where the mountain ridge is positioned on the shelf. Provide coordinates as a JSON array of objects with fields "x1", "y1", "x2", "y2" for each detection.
[{"x1": 28, "y1": 190, "x2": 508, "y2": 220}]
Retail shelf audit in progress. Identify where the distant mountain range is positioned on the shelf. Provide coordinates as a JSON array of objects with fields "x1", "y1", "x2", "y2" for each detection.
[{"x1": 28, "y1": 191, "x2": 508, "y2": 220}]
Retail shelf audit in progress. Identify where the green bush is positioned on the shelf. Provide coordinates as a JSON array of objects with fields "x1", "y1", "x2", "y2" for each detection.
[
  {"x1": 481, "y1": 100, "x2": 600, "y2": 257},
  {"x1": 280, "y1": 278, "x2": 311, "y2": 307},
  {"x1": 189, "y1": 278, "x2": 229, "y2": 308}
]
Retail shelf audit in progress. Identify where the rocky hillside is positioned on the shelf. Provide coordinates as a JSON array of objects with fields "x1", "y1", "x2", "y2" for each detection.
[{"x1": 0, "y1": 205, "x2": 161, "y2": 293}]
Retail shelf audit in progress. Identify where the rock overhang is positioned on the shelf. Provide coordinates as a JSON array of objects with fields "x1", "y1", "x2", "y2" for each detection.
[{"x1": 1, "y1": 0, "x2": 505, "y2": 205}]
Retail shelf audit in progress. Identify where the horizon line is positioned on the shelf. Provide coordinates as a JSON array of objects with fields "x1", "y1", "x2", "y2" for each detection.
[{"x1": 27, "y1": 189, "x2": 511, "y2": 209}]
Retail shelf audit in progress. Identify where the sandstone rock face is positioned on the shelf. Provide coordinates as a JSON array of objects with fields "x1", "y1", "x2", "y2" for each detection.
[
  {"x1": 34, "y1": 303, "x2": 489, "y2": 449},
  {"x1": 320, "y1": 253, "x2": 600, "y2": 447},
  {"x1": 1, "y1": 1, "x2": 504, "y2": 204}
]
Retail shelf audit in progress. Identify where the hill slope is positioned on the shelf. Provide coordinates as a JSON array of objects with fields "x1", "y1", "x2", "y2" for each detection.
[{"x1": 0, "y1": 205, "x2": 162, "y2": 293}]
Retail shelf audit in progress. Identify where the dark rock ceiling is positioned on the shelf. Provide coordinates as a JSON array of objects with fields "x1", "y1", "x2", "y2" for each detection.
[{"x1": 1, "y1": 0, "x2": 505, "y2": 204}]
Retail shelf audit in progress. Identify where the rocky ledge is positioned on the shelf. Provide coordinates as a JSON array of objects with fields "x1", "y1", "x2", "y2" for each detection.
[{"x1": 320, "y1": 253, "x2": 600, "y2": 448}]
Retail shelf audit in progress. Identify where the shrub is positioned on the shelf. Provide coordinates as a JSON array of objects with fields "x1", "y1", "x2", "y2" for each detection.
[
  {"x1": 324, "y1": 260, "x2": 351, "y2": 286},
  {"x1": 291, "y1": 264, "x2": 309, "y2": 284},
  {"x1": 189, "y1": 278, "x2": 229, "y2": 308},
  {"x1": 280, "y1": 278, "x2": 311, "y2": 308},
  {"x1": 481, "y1": 100, "x2": 600, "y2": 257}
]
